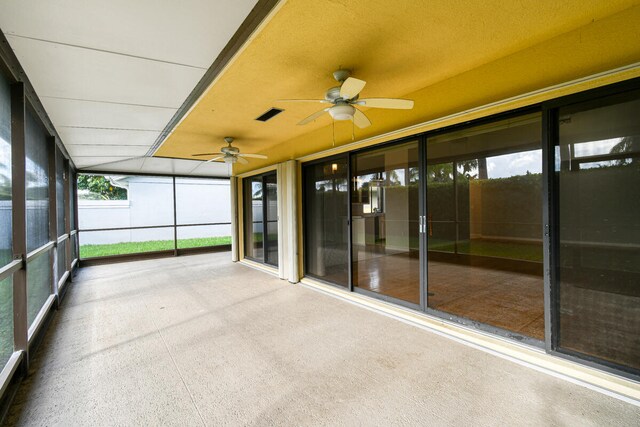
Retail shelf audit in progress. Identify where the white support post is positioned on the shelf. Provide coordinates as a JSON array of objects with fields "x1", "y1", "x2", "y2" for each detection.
[
  {"x1": 230, "y1": 176, "x2": 239, "y2": 262},
  {"x1": 277, "y1": 160, "x2": 299, "y2": 283}
]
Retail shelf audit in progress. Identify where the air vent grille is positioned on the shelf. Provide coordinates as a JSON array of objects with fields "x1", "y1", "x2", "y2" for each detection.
[{"x1": 255, "y1": 108, "x2": 284, "y2": 122}]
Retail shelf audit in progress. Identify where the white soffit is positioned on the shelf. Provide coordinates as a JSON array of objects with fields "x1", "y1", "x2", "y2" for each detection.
[{"x1": 0, "y1": 0, "x2": 259, "y2": 175}]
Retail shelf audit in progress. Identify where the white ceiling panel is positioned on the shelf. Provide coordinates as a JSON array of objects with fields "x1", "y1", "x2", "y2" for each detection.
[
  {"x1": 0, "y1": 0, "x2": 260, "y2": 174},
  {"x1": 42, "y1": 97, "x2": 177, "y2": 131},
  {"x1": 6, "y1": 36, "x2": 205, "y2": 107},
  {"x1": 81, "y1": 157, "x2": 232, "y2": 177},
  {"x1": 68, "y1": 145, "x2": 150, "y2": 158},
  {"x1": 74, "y1": 156, "x2": 137, "y2": 169},
  {"x1": 0, "y1": 0, "x2": 258, "y2": 68},
  {"x1": 58, "y1": 128, "x2": 161, "y2": 147}
]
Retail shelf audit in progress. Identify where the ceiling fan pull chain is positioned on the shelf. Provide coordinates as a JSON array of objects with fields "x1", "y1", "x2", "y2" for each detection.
[{"x1": 332, "y1": 119, "x2": 336, "y2": 146}]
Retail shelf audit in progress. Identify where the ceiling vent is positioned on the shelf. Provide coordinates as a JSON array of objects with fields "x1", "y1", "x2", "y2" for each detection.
[{"x1": 255, "y1": 108, "x2": 284, "y2": 122}]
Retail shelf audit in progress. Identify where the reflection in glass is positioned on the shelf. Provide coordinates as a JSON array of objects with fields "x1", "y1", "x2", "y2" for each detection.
[
  {"x1": 427, "y1": 113, "x2": 544, "y2": 339},
  {"x1": 303, "y1": 157, "x2": 349, "y2": 286},
  {"x1": 27, "y1": 252, "x2": 51, "y2": 327},
  {"x1": 557, "y1": 94, "x2": 640, "y2": 371},
  {"x1": 352, "y1": 141, "x2": 420, "y2": 305},
  {"x1": 243, "y1": 177, "x2": 264, "y2": 260}
]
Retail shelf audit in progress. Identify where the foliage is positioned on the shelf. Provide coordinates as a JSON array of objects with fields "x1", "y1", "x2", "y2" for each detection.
[{"x1": 77, "y1": 175, "x2": 127, "y2": 200}]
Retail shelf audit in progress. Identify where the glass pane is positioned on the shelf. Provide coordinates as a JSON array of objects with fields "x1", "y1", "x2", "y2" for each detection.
[
  {"x1": 78, "y1": 174, "x2": 174, "y2": 230},
  {"x1": 352, "y1": 141, "x2": 420, "y2": 305},
  {"x1": 57, "y1": 239, "x2": 67, "y2": 282},
  {"x1": 27, "y1": 252, "x2": 51, "y2": 328},
  {"x1": 177, "y1": 224, "x2": 231, "y2": 249},
  {"x1": 557, "y1": 94, "x2": 640, "y2": 371},
  {"x1": 303, "y1": 157, "x2": 349, "y2": 287},
  {"x1": 243, "y1": 177, "x2": 263, "y2": 260},
  {"x1": 265, "y1": 173, "x2": 278, "y2": 266},
  {"x1": 79, "y1": 227, "x2": 175, "y2": 258},
  {"x1": 0, "y1": 276, "x2": 13, "y2": 369},
  {"x1": 175, "y1": 177, "x2": 230, "y2": 225},
  {"x1": 0, "y1": 71, "x2": 11, "y2": 267},
  {"x1": 427, "y1": 113, "x2": 544, "y2": 340},
  {"x1": 56, "y1": 147, "x2": 65, "y2": 235},
  {"x1": 26, "y1": 108, "x2": 50, "y2": 252}
]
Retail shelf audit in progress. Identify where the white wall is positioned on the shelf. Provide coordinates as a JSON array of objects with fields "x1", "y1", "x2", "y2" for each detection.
[{"x1": 78, "y1": 177, "x2": 230, "y2": 245}]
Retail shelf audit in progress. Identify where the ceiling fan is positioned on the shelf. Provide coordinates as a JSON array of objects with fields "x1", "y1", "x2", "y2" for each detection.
[
  {"x1": 191, "y1": 137, "x2": 267, "y2": 164},
  {"x1": 278, "y1": 69, "x2": 414, "y2": 128}
]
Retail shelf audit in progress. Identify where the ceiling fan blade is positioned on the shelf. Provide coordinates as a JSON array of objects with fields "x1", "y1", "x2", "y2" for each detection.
[
  {"x1": 236, "y1": 156, "x2": 249, "y2": 165},
  {"x1": 205, "y1": 156, "x2": 224, "y2": 163},
  {"x1": 353, "y1": 108, "x2": 372, "y2": 129},
  {"x1": 276, "y1": 99, "x2": 330, "y2": 103},
  {"x1": 192, "y1": 152, "x2": 222, "y2": 156},
  {"x1": 356, "y1": 98, "x2": 414, "y2": 109},
  {"x1": 340, "y1": 77, "x2": 366, "y2": 100},
  {"x1": 238, "y1": 153, "x2": 268, "y2": 159},
  {"x1": 298, "y1": 108, "x2": 330, "y2": 125}
]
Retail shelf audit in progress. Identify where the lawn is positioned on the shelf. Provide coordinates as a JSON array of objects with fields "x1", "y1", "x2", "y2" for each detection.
[{"x1": 80, "y1": 236, "x2": 231, "y2": 258}]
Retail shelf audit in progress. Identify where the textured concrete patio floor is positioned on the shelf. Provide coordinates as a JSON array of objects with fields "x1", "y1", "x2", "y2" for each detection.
[{"x1": 6, "y1": 252, "x2": 640, "y2": 426}]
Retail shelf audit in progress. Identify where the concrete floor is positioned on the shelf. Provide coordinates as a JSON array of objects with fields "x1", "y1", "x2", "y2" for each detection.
[{"x1": 6, "y1": 253, "x2": 639, "y2": 426}]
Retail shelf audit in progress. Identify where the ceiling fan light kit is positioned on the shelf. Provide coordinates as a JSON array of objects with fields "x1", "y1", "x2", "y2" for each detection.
[{"x1": 328, "y1": 104, "x2": 355, "y2": 121}]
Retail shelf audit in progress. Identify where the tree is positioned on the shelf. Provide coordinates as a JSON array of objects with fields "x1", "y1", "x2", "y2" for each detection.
[{"x1": 77, "y1": 175, "x2": 127, "y2": 200}]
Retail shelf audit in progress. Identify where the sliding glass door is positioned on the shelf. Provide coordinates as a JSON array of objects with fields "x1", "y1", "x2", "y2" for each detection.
[
  {"x1": 299, "y1": 79, "x2": 640, "y2": 376},
  {"x1": 243, "y1": 171, "x2": 278, "y2": 266}
]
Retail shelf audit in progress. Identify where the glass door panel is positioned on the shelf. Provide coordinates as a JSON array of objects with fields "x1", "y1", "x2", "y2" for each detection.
[
  {"x1": 351, "y1": 141, "x2": 420, "y2": 305},
  {"x1": 243, "y1": 177, "x2": 264, "y2": 261},
  {"x1": 426, "y1": 113, "x2": 544, "y2": 340},
  {"x1": 265, "y1": 173, "x2": 278, "y2": 266},
  {"x1": 303, "y1": 157, "x2": 349, "y2": 286},
  {"x1": 556, "y1": 93, "x2": 640, "y2": 372}
]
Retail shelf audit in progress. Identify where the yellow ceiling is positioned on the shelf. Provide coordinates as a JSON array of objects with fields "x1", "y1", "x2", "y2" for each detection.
[{"x1": 155, "y1": 0, "x2": 640, "y2": 173}]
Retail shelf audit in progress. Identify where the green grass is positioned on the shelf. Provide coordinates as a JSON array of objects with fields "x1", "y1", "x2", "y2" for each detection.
[
  {"x1": 80, "y1": 236, "x2": 231, "y2": 258},
  {"x1": 0, "y1": 277, "x2": 13, "y2": 369},
  {"x1": 428, "y1": 239, "x2": 543, "y2": 262}
]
